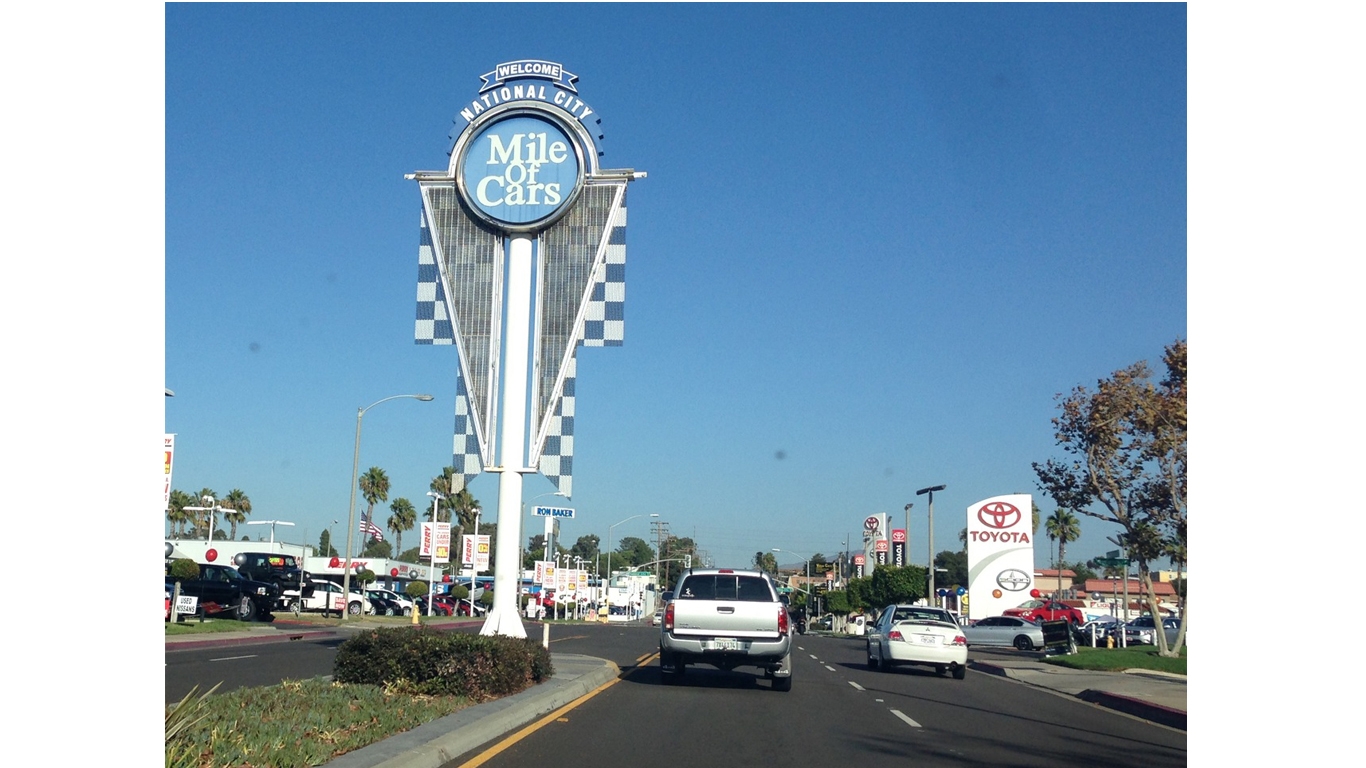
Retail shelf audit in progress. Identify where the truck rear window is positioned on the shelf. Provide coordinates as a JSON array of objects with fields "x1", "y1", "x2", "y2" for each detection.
[{"x1": 676, "y1": 575, "x2": 772, "y2": 602}]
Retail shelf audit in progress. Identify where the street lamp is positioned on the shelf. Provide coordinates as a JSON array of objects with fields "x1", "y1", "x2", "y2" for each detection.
[
  {"x1": 771, "y1": 548, "x2": 812, "y2": 609},
  {"x1": 603, "y1": 513, "x2": 658, "y2": 621},
  {"x1": 342, "y1": 393, "x2": 434, "y2": 621},
  {"x1": 246, "y1": 520, "x2": 295, "y2": 546},
  {"x1": 916, "y1": 484, "x2": 947, "y2": 603},
  {"x1": 425, "y1": 490, "x2": 444, "y2": 617},
  {"x1": 183, "y1": 495, "x2": 227, "y2": 544}
]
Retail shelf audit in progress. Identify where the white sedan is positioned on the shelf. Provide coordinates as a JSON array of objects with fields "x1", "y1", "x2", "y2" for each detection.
[{"x1": 865, "y1": 605, "x2": 968, "y2": 679}]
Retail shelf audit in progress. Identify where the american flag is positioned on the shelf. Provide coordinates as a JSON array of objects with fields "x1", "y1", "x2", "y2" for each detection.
[{"x1": 360, "y1": 512, "x2": 385, "y2": 542}]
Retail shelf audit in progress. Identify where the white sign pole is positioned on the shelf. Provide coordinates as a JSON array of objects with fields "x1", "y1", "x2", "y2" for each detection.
[{"x1": 482, "y1": 234, "x2": 534, "y2": 638}]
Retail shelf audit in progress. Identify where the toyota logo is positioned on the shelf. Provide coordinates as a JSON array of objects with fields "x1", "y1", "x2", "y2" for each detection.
[
  {"x1": 996, "y1": 568, "x2": 1031, "y2": 592},
  {"x1": 978, "y1": 501, "x2": 1022, "y2": 529}
]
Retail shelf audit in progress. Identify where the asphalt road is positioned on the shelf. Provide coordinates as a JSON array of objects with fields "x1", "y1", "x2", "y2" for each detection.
[{"x1": 165, "y1": 623, "x2": 1186, "y2": 767}]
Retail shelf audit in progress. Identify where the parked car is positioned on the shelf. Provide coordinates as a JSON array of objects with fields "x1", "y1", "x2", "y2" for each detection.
[
  {"x1": 962, "y1": 615, "x2": 1046, "y2": 651},
  {"x1": 1122, "y1": 616, "x2": 1182, "y2": 646},
  {"x1": 1003, "y1": 598, "x2": 1084, "y2": 624},
  {"x1": 865, "y1": 604, "x2": 969, "y2": 679},
  {"x1": 1076, "y1": 617, "x2": 1120, "y2": 646},
  {"x1": 295, "y1": 579, "x2": 371, "y2": 615},
  {"x1": 166, "y1": 563, "x2": 279, "y2": 622},
  {"x1": 650, "y1": 608, "x2": 662, "y2": 627},
  {"x1": 367, "y1": 594, "x2": 405, "y2": 616},
  {"x1": 417, "y1": 595, "x2": 454, "y2": 616},
  {"x1": 366, "y1": 588, "x2": 414, "y2": 616}
]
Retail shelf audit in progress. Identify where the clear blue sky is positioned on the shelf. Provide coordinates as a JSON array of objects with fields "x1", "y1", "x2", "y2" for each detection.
[{"x1": 161, "y1": 3, "x2": 1187, "y2": 572}]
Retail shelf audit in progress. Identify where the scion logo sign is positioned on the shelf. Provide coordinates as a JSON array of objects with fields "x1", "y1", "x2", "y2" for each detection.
[{"x1": 996, "y1": 568, "x2": 1031, "y2": 592}]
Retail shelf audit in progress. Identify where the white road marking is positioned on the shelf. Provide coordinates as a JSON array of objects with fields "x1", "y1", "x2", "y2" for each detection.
[
  {"x1": 824, "y1": 665, "x2": 836, "y2": 672},
  {"x1": 890, "y1": 709, "x2": 922, "y2": 728},
  {"x1": 810, "y1": 654, "x2": 819, "y2": 659},
  {"x1": 210, "y1": 655, "x2": 257, "y2": 662},
  {"x1": 849, "y1": 681, "x2": 865, "y2": 691}
]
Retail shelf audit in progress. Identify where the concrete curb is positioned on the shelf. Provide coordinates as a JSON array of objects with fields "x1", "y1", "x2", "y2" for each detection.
[
  {"x1": 1076, "y1": 689, "x2": 1186, "y2": 731},
  {"x1": 319, "y1": 654, "x2": 621, "y2": 768},
  {"x1": 164, "y1": 628, "x2": 342, "y2": 650},
  {"x1": 970, "y1": 661, "x2": 1185, "y2": 730}
]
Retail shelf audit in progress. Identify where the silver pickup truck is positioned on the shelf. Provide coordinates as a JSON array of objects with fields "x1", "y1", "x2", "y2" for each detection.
[{"x1": 658, "y1": 568, "x2": 794, "y2": 691}]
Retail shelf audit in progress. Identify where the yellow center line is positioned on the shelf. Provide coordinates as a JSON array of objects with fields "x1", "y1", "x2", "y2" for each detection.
[{"x1": 454, "y1": 653, "x2": 660, "y2": 768}]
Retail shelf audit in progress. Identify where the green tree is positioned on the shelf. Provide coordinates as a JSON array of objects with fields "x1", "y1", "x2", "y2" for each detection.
[
  {"x1": 617, "y1": 536, "x2": 654, "y2": 567},
  {"x1": 868, "y1": 565, "x2": 924, "y2": 609},
  {"x1": 356, "y1": 569, "x2": 376, "y2": 587},
  {"x1": 358, "y1": 467, "x2": 390, "y2": 535},
  {"x1": 1066, "y1": 560, "x2": 1097, "y2": 584},
  {"x1": 450, "y1": 488, "x2": 481, "y2": 540},
  {"x1": 387, "y1": 497, "x2": 417, "y2": 556},
  {"x1": 570, "y1": 534, "x2": 600, "y2": 562},
  {"x1": 1044, "y1": 508, "x2": 1082, "y2": 570},
  {"x1": 192, "y1": 488, "x2": 218, "y2": 538},
  {"x1": 167, "y1": 489, "x2": 194, "y2": 538},
  {"x1": 1034, "y1": 339, "x2": 1187, "y2": 657},
  {"x1": 361, "y1": 539, "x2": 393, "y2": 558},
  {"x1": 935, "y1": 550, "x2": 968, "y2": 589},
  {"x1": 429, "y1": 467, "x2": 458, "y2": 523},
  {"x1": 221, "y1": 489, "x2": 251, "y2": 541},
  {"x1": 317, "y1": 529, "x2": 338, "y2": 558}
]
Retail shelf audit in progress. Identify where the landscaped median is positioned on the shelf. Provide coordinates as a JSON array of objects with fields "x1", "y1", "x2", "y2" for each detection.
[
  {"x1": 1042, "y1": 645, "x2": 1187, "y2": 676},
  {"x1": 165, "y1": 625, "x2": 553, "y2": 768}
]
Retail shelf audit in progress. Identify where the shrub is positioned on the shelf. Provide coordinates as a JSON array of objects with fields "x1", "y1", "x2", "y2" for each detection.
[
  {"x1": 168, "y1": 558, "x2": 200, "y2": 581},
  {"x1": 334, "y1": 628, "x2": 554, "y2": 700},
  {"x1": 357, "y1": 568, "x2": 376, "y2": 586},
  {"x1": 449, "y1": 584, "x2": 470, "y2": 600},
  {"x1": 405, "y1": 581, "x2": 428, "y2": 599},
  {"x1": 479, "y1": 590, "x2": 494, "y2": 607}
]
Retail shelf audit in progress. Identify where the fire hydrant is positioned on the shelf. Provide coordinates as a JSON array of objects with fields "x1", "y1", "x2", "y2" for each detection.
[{"x1": 1106, "y1": 633, "x2": 1115, "y2": 649}]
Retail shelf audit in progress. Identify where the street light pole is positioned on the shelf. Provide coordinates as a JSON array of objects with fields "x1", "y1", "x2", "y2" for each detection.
[
  {"x1": 425, "y1": 490, "x2": 444, "y2": 617},
  {"x1": 604, "y1": 513, "x2": 658, "y2": 621},
  {"x1": 916, "y1": 484, "x2": 947, "y2": 606},
  {"x1": 342, "y1": 393, "x2": 434, "y2": 622}
]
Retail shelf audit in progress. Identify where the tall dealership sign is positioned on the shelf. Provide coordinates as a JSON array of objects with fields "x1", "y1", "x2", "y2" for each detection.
[
  {"x1": 965, "y1": 494, "x2": 1035, "y2": 621},
  {"x1": 411, "y1": 60, "x2": 644, "y2": 637}
]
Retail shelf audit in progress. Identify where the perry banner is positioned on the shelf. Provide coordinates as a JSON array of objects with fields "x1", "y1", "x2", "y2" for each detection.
[
  {"x1": 965, "y1": 494, "x2": 1035, "y2": 621},
  {"x1": 164, "y1": 434, "x2": 176, "y2": 508},
  {"x1": 421, "y1": 522, "x2": 452, "y2": 564},
  {"x1": 461, "y1": 534, "x2": 491, "y2": 572}
]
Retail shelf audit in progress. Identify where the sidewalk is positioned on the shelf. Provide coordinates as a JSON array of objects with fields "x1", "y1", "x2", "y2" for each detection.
[{"x1": 970, "y1": 656, "x2": 1187, "y2": 731}]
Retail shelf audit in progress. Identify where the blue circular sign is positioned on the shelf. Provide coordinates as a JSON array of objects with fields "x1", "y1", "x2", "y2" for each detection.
[{"x1": 459, "y1": 113, "x2": 581, "y2": 229}]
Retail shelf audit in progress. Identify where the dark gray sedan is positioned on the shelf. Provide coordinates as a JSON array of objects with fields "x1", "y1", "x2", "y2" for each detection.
[{"x1": 962, "y1": 615, "x2": 1045, "y2": 651}]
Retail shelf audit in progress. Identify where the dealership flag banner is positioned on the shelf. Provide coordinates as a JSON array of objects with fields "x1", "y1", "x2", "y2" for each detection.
[
  {"x1": 965, "y1": 494, "x2": 1035, "y2": 621},
  {"x1": 422, "y1": 521, "x2": 451, "y2": 564},
  {"x1": 164, "y1": 434, "x2": 176, "y2": 509}
]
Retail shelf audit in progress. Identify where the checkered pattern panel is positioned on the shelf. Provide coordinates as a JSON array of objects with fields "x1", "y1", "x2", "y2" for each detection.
[
  {"x1": 415, "y1": 207, "x2": 455, "y2": 345},
  {"x1": 537, "y1": 350, "x2": 575, "y2": 497},
  {"x1": 450, "y1": 369, "x2": 484, "y2": 491},
  {"x1": 581, "y1": 195, "x2": 626, "y2": 347}
]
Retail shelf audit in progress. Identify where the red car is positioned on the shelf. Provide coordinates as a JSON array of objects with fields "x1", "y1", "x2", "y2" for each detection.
[{"x1": 1003, "y1": 599, "x2": 1084, "y2": 624}]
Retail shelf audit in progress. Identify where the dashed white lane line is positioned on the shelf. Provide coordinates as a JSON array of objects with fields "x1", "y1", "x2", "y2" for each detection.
[
  {"x1": 849, "y1": 681, "x2": 865, "y2": 691},
  {"x1": 810, "y1": 654, "x2": 819, "y2": 659},
  {"x1": 890, "y1": 709, "x2": 922, "y2": 728}
]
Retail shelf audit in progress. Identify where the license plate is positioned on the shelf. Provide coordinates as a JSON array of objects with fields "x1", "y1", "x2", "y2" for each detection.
[
  {"x1": 916, "y1": 634, "x2": 939, "y2": 645},
  {"x1": 705, "y1": 638, "x2": 745, "y2": 651}
]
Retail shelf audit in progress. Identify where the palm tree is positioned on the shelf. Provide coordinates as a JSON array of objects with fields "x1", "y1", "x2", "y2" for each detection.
[
  {"x1": 167, "y1": 489, "x2": 194, "y2": 538},
  {"x1": 359, "y1": 467, "x2": 390, "y2": 537},
  {"x1": 1044, "y1": 508, "x2": 1082, "y2": 570},
  {"x1": 430, "y1": 467, "x2": 457, "y2": 523},
  {"x1": 387, "y1": 497, "x2": 416, "y2": 555},
  {"x1": 450, "y1": 487, "x2": 481, "y2": 540},
  {"x1": 221, "y1": 489, "x2": 251, "y2": 540},
  {"x1": 195, "y1": 488, "x2": 218, "y2": 538}
]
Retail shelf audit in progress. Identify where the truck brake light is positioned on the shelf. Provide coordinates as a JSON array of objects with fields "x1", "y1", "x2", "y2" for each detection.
[
  {"x1": 664, "y1": 602, "x2": 674, "y2": 631},
  {"x1": 778, "y1": 606, "x2": 789, "y2": 636}
]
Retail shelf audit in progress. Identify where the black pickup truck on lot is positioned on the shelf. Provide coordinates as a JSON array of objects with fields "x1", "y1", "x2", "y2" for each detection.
[
  {"x1": 231, "y1": 552, "x2": 315, "y2": 603},
  {"x1": 167, "y1": 563, "x2": 280, "y2": 621}
]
